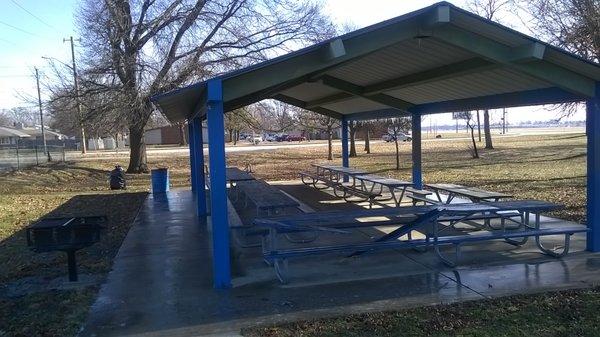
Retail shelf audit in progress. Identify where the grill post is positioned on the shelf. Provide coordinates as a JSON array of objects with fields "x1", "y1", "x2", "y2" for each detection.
[{"x1": 66, "y1": 250, "x2": 78, "y2": 282}]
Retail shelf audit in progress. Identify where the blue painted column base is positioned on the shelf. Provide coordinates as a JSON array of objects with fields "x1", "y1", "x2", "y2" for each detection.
[
  {"x1": 193, "y1": 117, "x2": 207, "y2": 216},
  {"x1": 412, "y1": 113, "x2": 423, "y2": 189},
  {"x1": 188, "y1": 121, "x2": 196, "y2": 192},
  {"x1": 341, "y1": 117, "x2": 349, "y2": 183}
]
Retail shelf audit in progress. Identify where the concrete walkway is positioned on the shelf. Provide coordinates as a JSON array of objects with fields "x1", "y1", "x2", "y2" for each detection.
[{"x1": 81, "y1": 188, "x2": 600, "y2": 337}]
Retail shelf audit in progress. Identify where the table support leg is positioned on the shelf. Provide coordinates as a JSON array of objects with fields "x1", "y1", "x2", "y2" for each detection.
[{"x1": 66, "y1": 250, "x2": 78, "y2": 282}]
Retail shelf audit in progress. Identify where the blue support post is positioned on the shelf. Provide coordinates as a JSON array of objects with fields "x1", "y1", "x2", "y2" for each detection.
[
  {"x1": 193, "y1": 117, "x2": 207, "y2": 216},
  {"x1": 587, "y1": 83, "x2": 600, "y2": 252},
  {"x1": 411, "y1": 112, "x2": 422, "y2": 189},
  {"x1": 206, "y1": 79, "x2": 231, "y2": 288},
  {"x1": 341, "y1": 116, "x2": 349, "y2": 182},
  {"x1": 188, "y1": 121, "x2": 197, "y2": 192}
]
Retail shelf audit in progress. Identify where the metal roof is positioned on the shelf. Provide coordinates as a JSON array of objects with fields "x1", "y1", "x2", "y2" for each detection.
[{"x1": 151, "y1": 1, "x2": 600, "y2": 123}]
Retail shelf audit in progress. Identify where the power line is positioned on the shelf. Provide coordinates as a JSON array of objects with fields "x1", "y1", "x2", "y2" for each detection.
[
  {"x1": 0, "y1": 20, "x2": 44, "y2": 38},
  {"x1": 9, "y1": 0, "x2": 56, "y2": 30}
]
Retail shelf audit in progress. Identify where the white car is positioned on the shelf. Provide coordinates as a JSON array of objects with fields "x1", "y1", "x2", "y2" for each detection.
[
  {"x1": 382, "y1": 132, "x2": 412, "y2": 142},
  {"x1": 248, "y1": 135, "x2": 263, "y2": 145}
]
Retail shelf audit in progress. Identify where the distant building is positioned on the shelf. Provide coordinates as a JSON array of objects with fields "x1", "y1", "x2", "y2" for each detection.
[
  {"x1": 0, "y1": 126, "x2": 30, "y2": 145},
  {"x1": 143, "y1": 124, "x2": 208, "y2": 145},
  {"x1": 12, "y1": 123, "x2": 67, "y2": 141}
]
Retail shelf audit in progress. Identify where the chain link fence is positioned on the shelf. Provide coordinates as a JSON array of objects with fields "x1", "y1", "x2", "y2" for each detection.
[{"x1": 0, "y1": 144, "x2": 66, "y2": 171}]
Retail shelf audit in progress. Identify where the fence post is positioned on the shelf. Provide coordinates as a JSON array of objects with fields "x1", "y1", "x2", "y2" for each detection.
[
  {"x1": 15, "y1": 140, "x2": 20, "y2": 170},
  {"x1": 35, "y1": 145, "x2": 39, "y2": 166}
]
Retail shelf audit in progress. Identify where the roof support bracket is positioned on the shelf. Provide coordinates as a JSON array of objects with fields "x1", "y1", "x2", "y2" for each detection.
[
  {"x1": 325, "y1": 38, "x2": 346, "y2": 60},
  {"x1": 313, "y1": 75, "x2": 414, "y2": 110}
]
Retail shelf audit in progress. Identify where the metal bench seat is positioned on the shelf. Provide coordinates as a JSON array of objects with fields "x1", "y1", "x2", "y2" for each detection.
[
  {"x1": 254, "y1": 200, "x2": 578, "y2": 283},
  {"x1": 264, "y1": 224, "x2": 588, "y2": 283}
]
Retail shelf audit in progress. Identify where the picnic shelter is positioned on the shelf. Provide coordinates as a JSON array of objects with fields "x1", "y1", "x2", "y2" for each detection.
[{"x1": 151, "y1": 2, "x2": 600, "y2": 289}]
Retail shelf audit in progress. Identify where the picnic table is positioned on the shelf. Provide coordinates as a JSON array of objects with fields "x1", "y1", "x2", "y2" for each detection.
[
  {"x1": 236, "y1": 179, "x2": 299, "y2": 216},
  {"x1": 226, "y1": 167, "x2": 255, "y2": 183},
  {"x1": 354, "y1": 174, "x2": 414, "y2": 207},
  {"x1": 254, "y1": 200, "x2": 586, "y2": 283},
  {"x1": 426, "y1": 183, "x2": 512, "y2": 204},
  {"x1": 311, "y1": 164, "x2": 367, "y2": 185}
]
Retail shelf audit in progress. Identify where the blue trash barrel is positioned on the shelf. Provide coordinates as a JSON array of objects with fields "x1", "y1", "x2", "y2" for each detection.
[{"x1": 151, "y1": 168, "x2": 169, "y2": 193}]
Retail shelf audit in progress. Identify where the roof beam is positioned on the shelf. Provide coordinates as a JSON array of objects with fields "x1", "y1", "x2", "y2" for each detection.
[
  {"x1": 313, "y1": 75, "x2": 415, "y2": 110},
  {"x1": 364, "y1": 58, "x2": 497, "y2": 95},
  {"x1": 345, "y1": 87, "x2": 584, "y2": 121},
  {"x1": 408, "y1": 87, "x2": 584, "y2": 115},
  {"x1": 430, "y1": 24, "x2": 596, "y2": 97},
  {"x1": 305, "y1": 92, "x2": 354, "y2": 108},
  {"x1": 222, "y1": 7, "x2": 429, "y2": 103},
  {"x1": 305, "y1": 58, "x2": 497, "y2": 109},
  {"x1": 273, "y1": 94, "x2": 343, "y2": 119},
  {"x1": 346, "y1": 108, "x2": 410, "y2": 121}
]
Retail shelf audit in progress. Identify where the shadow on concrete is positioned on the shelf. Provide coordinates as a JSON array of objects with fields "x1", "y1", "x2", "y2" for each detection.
[{"x1": 80, "y1": 188, "x2": 600, "y2": 337}]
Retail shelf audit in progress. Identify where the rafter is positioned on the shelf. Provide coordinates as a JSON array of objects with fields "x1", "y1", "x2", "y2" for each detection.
[
  {"x1": 314, "y1": 75, "x2": 415, "y2": 110},
  {"x1": 272, "y1": 94, "x2": 343, "y2": 119}
]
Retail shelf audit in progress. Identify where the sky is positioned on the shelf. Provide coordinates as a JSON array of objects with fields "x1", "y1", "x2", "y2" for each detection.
[{"x1": 0, "y1": 0, "x2": 586, "y2": 127}]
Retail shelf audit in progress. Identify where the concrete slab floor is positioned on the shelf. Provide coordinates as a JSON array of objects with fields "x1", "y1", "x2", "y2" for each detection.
[{"x1": 81, "y1": 186, "x2": 600, "y2": 337}]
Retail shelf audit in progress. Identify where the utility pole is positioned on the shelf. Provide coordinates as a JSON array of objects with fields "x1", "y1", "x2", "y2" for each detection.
[
  {"x1": 64, "y1": 36, "x2": 86, "y2": 154},
  {"x1": 34, "y1": 67, "x2": 48, "y2": 160}
]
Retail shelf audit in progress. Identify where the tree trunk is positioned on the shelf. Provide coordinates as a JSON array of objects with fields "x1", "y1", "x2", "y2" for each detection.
[
  {"x1": 349, "y1": 122, "x2": 357, "y2": 157},
  {"x1": 476, "y1": 110, "x2": 481, "y2": 142},
  {"x1": 228, "y1": 129, "x2": 234, "y2": 143},
  {"x1": 327, "y1": 127, "x2": 333, "y2": 160},
  {"x1": 470, "y1": 125, "x2": 479, "y2": 159},
  {"x1": 364, "y1": 128, "x2": 370, "y2": 153},
  {"x1": 484, "y1": 110, "x2": 493, "y2": 149},
  {"x1": 127, "y1": 125, "x2": 149, "y2": 173},
  {"x1": 394, "y1": 139, "x2": 400, "y2": 170},
  {"x1": 179, "y1": 123, "x2": 187, "y2": 146}
]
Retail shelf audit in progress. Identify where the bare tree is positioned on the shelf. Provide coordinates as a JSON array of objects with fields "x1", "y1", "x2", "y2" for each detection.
[
  {"x1": 361, "y1": 121, "x2": 372, "y2": 154},
  {"x1": 457, "y1": 111, "x2": 479, "y2": 158},
  {"x1": 483, "y1": 109, "x2": 493, "y2": 149},
  {"x1": 466, "y1": 0, "x2": 514, "y2": 150},
  {"x1": 297, "y1": 111, "x2": 340, "y2": 160},
  {"x1": 72, "y1": 0, "x2": 334, "y2": 172},
  {"x1": 6, "y1": 107, "x2": 37, "y2": 127},
  {"x1": 0, "y1": 110, "x2": 11, "y2": 127},
  {"x1": 388, "y1": 117, "x2": 411, "y2": 170},
  {"x1": 348, "y1": 121, "x2": 358, "y2": 157},
  {"x1": 517, "y1": 0, "x2": 599, "y2": 117}
]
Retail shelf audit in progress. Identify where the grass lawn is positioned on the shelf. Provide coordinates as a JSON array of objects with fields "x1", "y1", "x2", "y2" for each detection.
[
  {"x1": 243, "y1": 288, "x2": 600, "y2": 337},
  {"x1": 0, "y1": 164, "x2": 148, "y2": 336},
  {"x1": 0, "y1": 132, "x2": 590, "y2": 336}
]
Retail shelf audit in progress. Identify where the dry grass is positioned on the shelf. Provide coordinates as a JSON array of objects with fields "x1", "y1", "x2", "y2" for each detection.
[
  {"x1": 0, "y1": 132, "x2": 588, "y2": 336},
  {"x1": 0, "y1": 164, "x2": 147, "y2": 336}
]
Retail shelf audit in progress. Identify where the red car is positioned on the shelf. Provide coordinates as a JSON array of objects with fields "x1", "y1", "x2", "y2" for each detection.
[{"x1": 285, "y1": 135, "x2": 306, "y2": 142}]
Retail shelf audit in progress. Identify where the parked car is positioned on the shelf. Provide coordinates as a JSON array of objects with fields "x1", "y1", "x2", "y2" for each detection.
[
  {"x1": 285, "y1": 135, "x2": 306, "y2": 142},
  {"x1": 382, "y1": 132, "x2": 412, "y2": 142},
  {"x1": 275, "y1": 134, "x2": 289, "y2": 142},
  {"x1": 264, "y1": 134, "x2": 277, "y2": 142}
]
